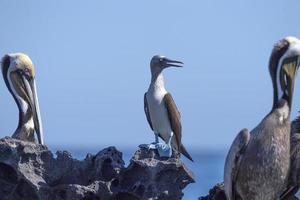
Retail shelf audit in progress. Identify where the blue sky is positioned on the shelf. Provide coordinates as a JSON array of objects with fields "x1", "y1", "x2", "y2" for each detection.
[{"x1": 1, "y1": 0, "x2": 300, "y2": 151}]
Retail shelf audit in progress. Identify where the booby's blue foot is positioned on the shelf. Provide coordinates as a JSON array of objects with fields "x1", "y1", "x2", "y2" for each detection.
[
  {"x1": 139, "y1": 142, "x2": 172, "y2": 157},
  {"x1": 142, "y1": 133, "x2": 160, "y2": 150},
  {"x1": 140, "y1": 133, "x2": 173, "y2": 158},
  {"x1": 146, "y1": 143, "x2": 157, "y2": 150},
  {"x1": 156, "y1": 133, "x2": 174, "y2": 158},
  {"x1": 156, "y1": 142, "x2": 172, "y2": 157}
]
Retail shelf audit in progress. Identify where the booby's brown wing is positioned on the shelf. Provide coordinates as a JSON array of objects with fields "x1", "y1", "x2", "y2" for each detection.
[
  {"x1": 144, "y1": 92, "x2": 153, "y2": 130},
  {"x1": 163, "y1": 93, "x2": 181, "y2": 147},
  {"x1": 224, "y1": 129, "x2": 250, "y2": 200},
  {"x1": 280, "y1": 116, "x2": 300, "y2": 200},
  {"x1": 163, "y1": 93, "x2": 193, "y2": 161}
]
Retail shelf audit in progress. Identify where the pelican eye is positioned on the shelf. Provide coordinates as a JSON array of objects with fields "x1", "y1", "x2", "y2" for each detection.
[{"x1": 20, "y1": 68, "x2": 31, "y2": 79}]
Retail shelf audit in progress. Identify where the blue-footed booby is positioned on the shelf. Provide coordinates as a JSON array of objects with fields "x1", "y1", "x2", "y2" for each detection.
[
  {"x1": 1, "y1": 53, "x2": 44, "y2": 144},
  {"x1": 224, "y1": 36, "x2": 300, "y2": 200},
  {"x1": 143, "y1": 55, "x2": 193, "y2": 161}
]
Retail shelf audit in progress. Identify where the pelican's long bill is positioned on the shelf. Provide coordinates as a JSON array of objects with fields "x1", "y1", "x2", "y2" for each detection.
[
  {"x1": 22, "y1": 75, "x2": 44, "y2": 145},
  {"x1": 280, "y1": 55, "x2": 300, "y2": 107}
]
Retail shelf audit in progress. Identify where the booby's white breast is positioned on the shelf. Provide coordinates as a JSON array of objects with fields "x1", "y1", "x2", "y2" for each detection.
[{"x1": 146, "y1": 86, "x2": 173, "y2": 142}]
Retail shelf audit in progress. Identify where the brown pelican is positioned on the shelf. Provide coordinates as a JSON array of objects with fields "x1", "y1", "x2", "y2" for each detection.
[
  {"x1": 143, "y1": 55, "x2": 193, "y2": 161},
  {"x1": 224, "y1": 36, "x2": 300, "y2": 200},
  {"x1": 280, "y1": 116, "x2": 300, "y2": 199},
  {"x1": 1, "y1": 53, "x2": 44, "y2": 144}
]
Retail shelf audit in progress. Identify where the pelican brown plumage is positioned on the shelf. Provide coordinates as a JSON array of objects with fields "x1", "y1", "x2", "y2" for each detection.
[
  {"x1": 280, "y1": 115, "x2": 300, "y2": 199},
  {"x1": 1, "y1": 53, "x2": 44, "y2": 144},
  {"x1": 224, "y1": 37, "x2": 300, "y2": 200}
]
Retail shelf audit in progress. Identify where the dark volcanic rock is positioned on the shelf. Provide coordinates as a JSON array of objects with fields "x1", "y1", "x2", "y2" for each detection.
[
  {"x1": 114, "y1": 146, "x2": 195, "y2": 200},
  {"x1": 199, "y1": 183, "x2": 226, "y2": 200},
  {"x1": 0, "y1": 137, "x2": 194, "y2": 200},
  {"x1": 0, "y1": 136, "x2": 123, "y2": 200}
]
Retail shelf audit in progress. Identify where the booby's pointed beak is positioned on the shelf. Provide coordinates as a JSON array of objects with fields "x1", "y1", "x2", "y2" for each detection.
[
  {"x1": 22, "y1": 76, "x2": 44, "y2": 145},
  {"x1": 281, "y1": 56, "x2": 300, "y2": 108},
  {"x1": 164, "y1": 58, "x2": 184, "y2": 68}
]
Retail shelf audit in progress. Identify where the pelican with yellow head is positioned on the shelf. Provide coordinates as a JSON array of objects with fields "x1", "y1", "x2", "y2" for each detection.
[{"x1": 1, "y1": 53, "x2": 44, "y2": 144}]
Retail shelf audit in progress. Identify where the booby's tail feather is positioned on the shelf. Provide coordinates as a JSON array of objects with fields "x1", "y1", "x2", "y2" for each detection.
[{"x1": 180, "y1": 144, "x2": 194, "y2": 162}]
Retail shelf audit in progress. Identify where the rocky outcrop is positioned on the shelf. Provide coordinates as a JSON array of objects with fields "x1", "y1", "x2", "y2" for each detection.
[
  {"x1": 198, "y1": 183, "x2": 226, "y2": 200},
  {"x1": 116, "y1": 146, "x2": 195, "y2": 200},
  {"x1": 0, "y1": 137, "x2": 194, "y2": 200}
]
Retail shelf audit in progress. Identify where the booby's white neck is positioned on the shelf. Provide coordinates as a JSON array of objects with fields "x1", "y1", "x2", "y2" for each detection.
[{"x1": 150, "y1": 70, "x2": 165, "y2": 90}]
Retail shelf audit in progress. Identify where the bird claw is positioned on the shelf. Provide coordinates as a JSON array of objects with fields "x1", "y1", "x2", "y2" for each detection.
[
  {"x1": 156, "y1": 143, "x2": 172, "y2": 158},
  {"x1": 139, "y1": 142, "x2": 172, "y2": 158},
  {"x1": 139, "y1": 143, "x2": 156, "y2": 150},
  {"x1": 147, "y1": 143, "x2": 157, "y2": 150}
]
